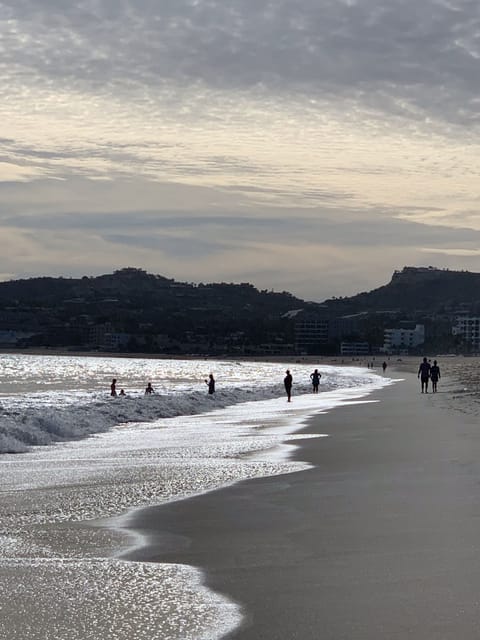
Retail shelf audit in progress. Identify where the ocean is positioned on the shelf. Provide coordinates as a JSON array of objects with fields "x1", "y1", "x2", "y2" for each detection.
[{"x1": 0, "y1": 353, "x2": 392, "y2": 639}]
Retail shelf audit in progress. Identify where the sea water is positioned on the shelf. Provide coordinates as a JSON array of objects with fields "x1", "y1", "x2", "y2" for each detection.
[{"x1": 0, "y1": 354, "x2": 392, "y2": 639}]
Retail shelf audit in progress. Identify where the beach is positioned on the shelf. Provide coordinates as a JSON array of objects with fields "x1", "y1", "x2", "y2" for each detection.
[
  {"x1": 0, "y1": 354, "x2": 390, "y2": 638},
  {"x1": 124, "y1": 362, "x2": 480, "y2": 639},
  {"x1": 2, "y1": 354, "x2": 480, "y2": 637}
]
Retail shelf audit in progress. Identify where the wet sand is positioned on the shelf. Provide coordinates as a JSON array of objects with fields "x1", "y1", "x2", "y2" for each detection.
[{"x1": 123, "y1": 367, "x2": 480, "y2": 639}]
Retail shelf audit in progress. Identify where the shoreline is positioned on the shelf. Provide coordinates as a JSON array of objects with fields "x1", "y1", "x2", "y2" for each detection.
[
  {"x1": 0, "y1": 356, "x2": 390, "y2": 638},
  {"x1": 0, "y1": 346, "x2": 366, "y2": 367},
  {"x1": 2, "y1": 355, "x2": 478, "y2": 637},
  {"x1": 123, "y1": 368, "x2": 480, "y2": 638},
  {"x1": 0, "y1": 345, "x2": 453, "y2": 368}
]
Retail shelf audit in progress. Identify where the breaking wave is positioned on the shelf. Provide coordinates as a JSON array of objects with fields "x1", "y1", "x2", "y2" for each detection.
[{"x1": 0, "y1": 382, "x2": 317, "y2": 454}]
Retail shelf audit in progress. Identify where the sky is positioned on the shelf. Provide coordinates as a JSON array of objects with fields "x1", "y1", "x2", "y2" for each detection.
[{"x1": 1, "y1": 0, "x2": 480, "y2": 302}]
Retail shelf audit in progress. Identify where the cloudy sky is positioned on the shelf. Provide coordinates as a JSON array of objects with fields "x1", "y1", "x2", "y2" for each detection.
[{"x1": 1, "y1": 0, "x2": 480, "y2": 301}]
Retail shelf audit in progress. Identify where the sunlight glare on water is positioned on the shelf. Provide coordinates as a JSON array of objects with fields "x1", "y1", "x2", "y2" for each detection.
[{"x1": 0, "y1": 354, "x2": 393, "y2": 639}]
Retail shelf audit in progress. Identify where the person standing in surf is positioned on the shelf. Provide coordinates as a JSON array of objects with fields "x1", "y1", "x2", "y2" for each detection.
[
  {"x1": 284, "y1": 369, "x2": 293, "y2": 402},
  {"x1": 205, "y1": 373, "x2": 215, "y2": 394},
  {"x1": 310, "y1": 369, "x2": 321, "y2": 393},
  {"x1": 110, "y1": 379, "x2": 117, "y2": 397}
]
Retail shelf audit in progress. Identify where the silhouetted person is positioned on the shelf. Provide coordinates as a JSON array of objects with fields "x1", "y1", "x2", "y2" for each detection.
[
  {"x1": 110, "y1": 379, "x2": 117, "y2": 397},
  {"x1": 310, "y1": 369, "x2": 321, "y2": 393},
  {"x1": 145, "y1": 382, "x2": 154, "y2": 394},
  {"x1": 119, "y1": 389, "x2": 126, "y2": 397},
  {"x1": 382, "y1": 361, "x2": 387, "y2": 372},
  {"x1": 284, "y1": 369, "x2": 293, "y2": 402},
  {"x1": 430, "y1": 360, "x2": 441, "y2": 393},
  {"x1": 418, "y1": 357, "x2": 431, "y2": 393},
  {"x1": 206, "y1": 374, "x2": 215, "y2": 394}
]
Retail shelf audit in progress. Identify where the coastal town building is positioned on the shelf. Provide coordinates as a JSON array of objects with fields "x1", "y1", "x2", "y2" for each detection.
[
  {"x1": 383, "y1": 324, "x2": 425, "y2": 353},
  {"x1": 340, "y1": 341, "x2": 370, "y2": 356},
  {"x1": 452, "y1": 316, "x2": 480, "y2": 351},
  {"x1": 294, "y1": 315, "x2": 330, "y2": 353},
  {"x1": 294, "y1": 312, "x2": 365, "y2": 354}
]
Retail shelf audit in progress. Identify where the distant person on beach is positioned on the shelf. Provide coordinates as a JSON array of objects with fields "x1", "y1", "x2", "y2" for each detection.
[
  {"x1": 206, "y1": 374, "x2": 215, "y2": 395},
  {"x1": 110, "y1": 379, "x2": 117, "y2": 397},
  {"x1": 310, "y1": 369, "x2": 321, "y2": 393},
  {"x1": 145, "y1": 382, "x2": 154, "y2": 394},
  {"x1": 418, "y1": 357, "x2": 431, "y2": 393},
  {"x1": 430, "y1": 360, "x2": 441, "y2": 393},
  {"x1": 284, "y1": 369, "x2": 293, "y2": 402},
  {"x1": 382, "y1": 361, "x2": 387, "y2": 372}
]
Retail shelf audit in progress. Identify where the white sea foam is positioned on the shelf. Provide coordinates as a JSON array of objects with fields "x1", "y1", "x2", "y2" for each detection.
[
  {"x1": 0, "y1": 355, "x2": 383, "y2": 453},
  {"x1": 0, "y1": 354, "x2": 394, "y2": 639}
]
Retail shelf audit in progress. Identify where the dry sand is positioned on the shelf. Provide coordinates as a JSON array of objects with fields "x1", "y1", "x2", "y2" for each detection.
[{"x1": 125, "y1": 365, "x2": 480, "y2": 639}]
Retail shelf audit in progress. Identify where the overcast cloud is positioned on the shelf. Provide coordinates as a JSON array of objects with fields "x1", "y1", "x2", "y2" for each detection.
[{"x1": 1, "y1": 0, "x2": 480, "y2": 299}]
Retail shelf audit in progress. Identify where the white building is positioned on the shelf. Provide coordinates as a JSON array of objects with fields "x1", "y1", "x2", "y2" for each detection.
[
  {"x1": 452, "y1": 316, "x2": 480, "y2": 351},
  {"x1": 383, "y1": 324, "x2": 425, "y2": 353}
]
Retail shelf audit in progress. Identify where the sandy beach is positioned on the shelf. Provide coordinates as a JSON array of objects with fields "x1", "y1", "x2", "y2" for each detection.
[
  {"x1": 2, "y1": 354, "x2": 389, "y2": 638},
  {"x1": 124, "y1": 365, "x2": 480, "y2": 639},
  {"x1": 3, "y1": 354, "x2": 480, "y2": 638}
]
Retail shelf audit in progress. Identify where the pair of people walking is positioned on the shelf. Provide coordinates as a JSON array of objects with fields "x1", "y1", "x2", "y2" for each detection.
[{"x1": 418, "y1": 358, "x2": 441, "y2": 393}]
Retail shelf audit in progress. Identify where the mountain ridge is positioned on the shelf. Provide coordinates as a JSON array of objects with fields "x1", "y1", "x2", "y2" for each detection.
[{"x1": 0, "y1": 266, "x2": 479, "y2": 353}]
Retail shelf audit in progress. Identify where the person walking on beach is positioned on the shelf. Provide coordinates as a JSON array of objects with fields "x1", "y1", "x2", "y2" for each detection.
[
  {"x1": 310, "y1": 369, "x2": 321, "y2": 393},
  {"x1": 206, "y1": 373, "x2": 215, "y2": 395},
  {"x1": 382, "y1": 361, "x2": 387, "y2": 373},
  {"x1": 418, "y1": 357, "x2": 431, "y2": 393},
  {"x1": 110, "y1": 379, "x2": 117, "y2": 397},
  {"x1": 284, "y1": 369, "x2": 293, "y2": 402},
  {"x1": 430, "y1": 360, "x2": 441, "y2": 393},
  {"x1": 145, "y1": 382, "x2": 154, "y2": 394}
]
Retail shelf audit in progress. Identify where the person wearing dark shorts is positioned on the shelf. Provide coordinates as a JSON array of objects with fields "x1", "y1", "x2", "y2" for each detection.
[{"x1": 418, "y1": 357, "x2": 431, "y2": 393}]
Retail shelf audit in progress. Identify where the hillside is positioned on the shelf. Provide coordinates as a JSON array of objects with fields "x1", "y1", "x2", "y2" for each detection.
[
  {"x1": 322, "y1": 267, "x2": 480, "y2": 314},
  {"x1": 0, "y1": 267, "x2": 309, "y2": 317},
  {"x1": 1, "y1": 266, "x2": 479, "y2": 354},
  {"x1": 0, "y1": 268, "x2": 316, "y2": 354}
]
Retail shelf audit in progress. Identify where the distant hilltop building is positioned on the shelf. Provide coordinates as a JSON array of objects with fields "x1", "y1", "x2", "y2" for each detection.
[{"x1": 392, "y1": 266, "x2": 447, "y2": 278}]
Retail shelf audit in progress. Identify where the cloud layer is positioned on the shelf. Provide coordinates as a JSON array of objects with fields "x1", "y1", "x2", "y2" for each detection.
[{"x1": 1, "y1": 0, "x2": 480, "y2": 299}]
